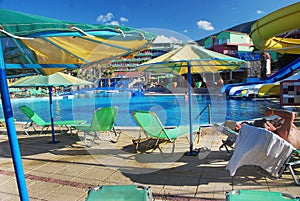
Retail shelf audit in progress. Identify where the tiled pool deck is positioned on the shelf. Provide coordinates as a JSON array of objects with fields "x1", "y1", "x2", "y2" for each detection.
[{"x1": 0, "y1": 123, "x2": 299, "y2": 201}]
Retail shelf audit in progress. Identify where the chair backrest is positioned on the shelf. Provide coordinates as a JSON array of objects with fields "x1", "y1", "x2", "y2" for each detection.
[
  {"x1": 86, "y1": 185, "x2": 152, "y2": 201},
  {"x1": 90, "y1": 106, "x2": 118, "y2": 132},
  {"x1": 226, "y1": 190, "x2": 299, "y2": 201},
  {"x1": 20, "y1": 105, "x2": 46, "y2": 126},
  {"x1": 132, "y1": 110, "x2": 170, "y2": 139}
]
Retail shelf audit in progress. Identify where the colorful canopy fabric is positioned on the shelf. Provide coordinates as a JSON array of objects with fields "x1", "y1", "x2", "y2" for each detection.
[
  {"x1": 0, "y1": 9, "x2": 156, "y2": 75},
  {"x1": 136, "y1": 44, "x2": 246, "y2": 74},
  {"x1": 0, "y1": 9, "x2": 155, "y2": 200},
  {"x1": 9, "y1": 72, "x2": 93, "y2": 87}
]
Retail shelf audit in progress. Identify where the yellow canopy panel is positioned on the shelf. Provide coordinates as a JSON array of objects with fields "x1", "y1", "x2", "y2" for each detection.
[{"x1": 21, "y1": 36, "x2": 149, "y2": 64}]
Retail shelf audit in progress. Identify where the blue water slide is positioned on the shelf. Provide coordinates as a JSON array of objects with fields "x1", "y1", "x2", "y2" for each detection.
[{"x1": 222, "y1": 56, "x2": 300, "y2": 95}]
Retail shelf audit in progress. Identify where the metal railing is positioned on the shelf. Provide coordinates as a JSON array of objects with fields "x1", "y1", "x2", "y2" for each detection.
[{"x1": 195, "y1": 104, "x2": 211, "y2": 124}]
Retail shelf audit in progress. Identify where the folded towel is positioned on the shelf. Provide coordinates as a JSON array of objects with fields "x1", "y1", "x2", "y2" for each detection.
[{"x1": 226, "y1": 124, "x2": 295, "y2": 177}]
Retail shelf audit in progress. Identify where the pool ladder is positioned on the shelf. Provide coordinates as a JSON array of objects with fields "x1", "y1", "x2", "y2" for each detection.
[{"x1": 195, "y1": 104, "x2": 211, "y2": 124}]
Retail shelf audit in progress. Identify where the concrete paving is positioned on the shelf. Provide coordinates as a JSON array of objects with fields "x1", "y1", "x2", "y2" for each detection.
[{"x1": 0, "y1": 123, "x2": 299, "y2": 201}]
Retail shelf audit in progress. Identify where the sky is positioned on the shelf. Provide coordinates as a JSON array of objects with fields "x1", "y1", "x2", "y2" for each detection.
[{"x1": 1, "y1": 0, "x2": 299, "y2": 41}]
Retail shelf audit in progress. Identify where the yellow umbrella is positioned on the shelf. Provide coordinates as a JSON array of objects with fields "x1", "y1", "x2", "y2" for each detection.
[
  {"x1": 137, "y1": 44, "x2": 246, "y2": 155},
  {"x1": 10, "y1": 72, "x2": 93, "y2": 143},
  {"x1": 137, "y1": 44, "x2": 245, "y2": 74}
]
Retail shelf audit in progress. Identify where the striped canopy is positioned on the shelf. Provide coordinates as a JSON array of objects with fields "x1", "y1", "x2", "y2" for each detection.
[
  {"x1": 0, "y1": 9, "x2": 156, "y2": 75},
  {"x1": 136, "y1": 44, "x2": 246, "y2": 74}
]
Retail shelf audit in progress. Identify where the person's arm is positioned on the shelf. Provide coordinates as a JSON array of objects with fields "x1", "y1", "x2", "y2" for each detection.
[
  {"x1": 264, "y1": 107, "x2": 295, "y2": 139},
  {"x1": 264, "y1": 108, "x2": 294, "y2": 121}
]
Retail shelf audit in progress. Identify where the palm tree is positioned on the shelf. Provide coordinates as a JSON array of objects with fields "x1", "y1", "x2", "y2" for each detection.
[{"x1": 102, "y1": 68, "x2": 113, "y2": 87}]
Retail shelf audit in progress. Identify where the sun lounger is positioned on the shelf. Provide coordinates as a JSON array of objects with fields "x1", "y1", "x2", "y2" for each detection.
[
  {"x1": 214, "y1": 123, "x2": 238, "y2": 153},
  {"x1": 75, "y1": 106, "x2": 120, "y2": 147},
  {"x1": 20, "y1": 105, "x2": 85, "y2": 135},
  {"x1": 226, "y1": 124, "x2": 300, "y2": 185},
  {"x1": 226, "y1": 190, "x2": 300, "y2": 201},
  {"x1": 86, "y1": 185, "x2": 153, "y2": 201},
  {"x1": 132, "y1": 110, "x2": 199, "y2": 154}
]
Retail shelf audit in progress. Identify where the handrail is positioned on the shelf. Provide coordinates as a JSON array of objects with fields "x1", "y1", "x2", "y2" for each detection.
[{"x1": 195, "y1": 104, "x2": 211, "y2": 124}]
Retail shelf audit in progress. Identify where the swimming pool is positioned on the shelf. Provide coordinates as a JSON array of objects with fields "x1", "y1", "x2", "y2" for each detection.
[{"x1": 5, "y1": 93, "x2": 280, "y2": 127}]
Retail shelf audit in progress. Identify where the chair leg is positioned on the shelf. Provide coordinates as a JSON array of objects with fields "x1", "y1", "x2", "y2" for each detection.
[
  {"x1": 287, "y1": 161, "x2": 300, "y2": 185},
  {"x1": 219, "y1": 137, "x2": 235, "y2": 153},
  {"x1": 132, "y1": 138, "x2": 141, "y2": 153},
  {"x1": 158, "y1": 140, "x2": 176, "y2": 158},
  {"x1": 22, "y1": 120, "x2": 34, "y2": 135},
  {"x1": 88, "y1": 131, "x2": 102, "y2": 147},
  {"x1": 39, "y1": 127, "x2": 45, "y2": 135},
  {"x1": 23, "y1": 127, "x2": 30, "y2": 135},
  {"x1": 84, "y1": 131, "x2": 88, "y2": 145},
  {"x1": 219, "y1": 140, "x2": 230, "y2": 153},
  {"x1": 23, "y1": 124, "x2": 30, "y2": 135},
  {"x1": 109, "y1": 127, "x2": 121, "y2": 143},
  {"x1": 39, "y1": 126, "x2": 49, "y2": 135}
]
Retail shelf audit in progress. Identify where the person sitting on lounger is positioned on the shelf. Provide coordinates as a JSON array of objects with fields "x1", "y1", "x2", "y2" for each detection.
[{"x1": 253, "y1": 107, "x2": 300, "y2": 149}]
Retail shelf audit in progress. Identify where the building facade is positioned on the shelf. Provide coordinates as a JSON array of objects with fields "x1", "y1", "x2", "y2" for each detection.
[{"x1": 204, "y1": 31, "x2": 254, "y2": 56}]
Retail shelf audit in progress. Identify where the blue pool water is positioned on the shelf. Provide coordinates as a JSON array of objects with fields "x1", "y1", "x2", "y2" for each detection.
[{"x1": 4, "y1": 94, "x2": 280, "y2": 127}]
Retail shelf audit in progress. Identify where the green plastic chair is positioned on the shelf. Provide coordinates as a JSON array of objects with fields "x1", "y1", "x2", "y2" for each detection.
[
  {"x1": 86, "y1": 185, "x2": 153, "y2": 201},
  {"x1": 226, "y1": 190, "x2": 300, "y2": 201},
  {"x1": 131, "y1": 110, "x2": 199, "y2": 154},
  {"x1": 75, "y1": 106, "x2": 120, "y2": 147},
  {"x1": 20, "y1": 105, "x2": 85, "y2": 135}
]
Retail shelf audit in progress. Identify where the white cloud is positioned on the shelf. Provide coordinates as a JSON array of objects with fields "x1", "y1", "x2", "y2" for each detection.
[
  {"x1": 153, "y1": 35, "x2": 183, "y2": 44},
  {"x1": 196, "y1": 20, "x2": 215, "y2": 31},
  {"x1": 120, "y1": 17, "x2": 128, "y2": 22},
  {"x1": 184, "y1": 29, "x2": 188, "y2": 33},
  {"x1": 96, "y1": 12, "x2": 114, "y2": 23},
  {"x1": 153, "y1": 35, "x2": 173, "y2": 43},
  {"x1": 257, "y1": 10, "x2": 264, "y2": 14},
  {"x1": 109, "y1": 21, "x2": 119, "y2": 25},
  {"x1": 96, "y1": 12, "x2": 128, "y2": 25}
]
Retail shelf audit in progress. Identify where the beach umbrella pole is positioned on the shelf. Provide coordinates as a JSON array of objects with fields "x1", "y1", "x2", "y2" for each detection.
[
  {"x1": 0, "y1": 41, "x2": 29, "y2": 200},
  {"x1": 185, "y1": 62, "x2": 199, "y2": 156},
  {"x1": 48, "y1": 86, "x2": 58, "y2": 144}
]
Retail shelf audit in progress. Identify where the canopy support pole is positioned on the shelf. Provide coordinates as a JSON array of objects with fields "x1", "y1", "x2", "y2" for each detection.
[
  {"x1": 0, "y1": 41, "x2": 29, "y2": 200},
  {"x1": 48, "y1": 86, "x2": 58, "y2": 144},
  {"x1": 185, "y1": 62, "x2": 198, "y2": 156}
]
